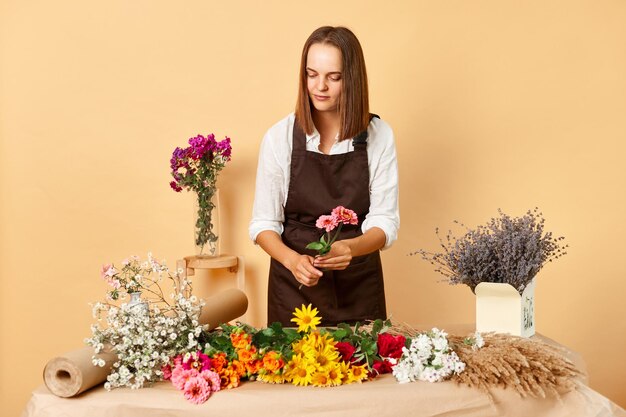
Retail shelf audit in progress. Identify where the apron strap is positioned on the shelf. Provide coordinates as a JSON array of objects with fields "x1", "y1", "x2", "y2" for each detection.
[{"x1": 352, "y1": 113, "x2": 380, "y2": 147}]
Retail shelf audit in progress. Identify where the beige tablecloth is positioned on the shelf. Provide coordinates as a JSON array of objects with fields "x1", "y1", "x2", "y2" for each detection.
[
  {"x1": 22, "y1": 375, "x2": 625, "y2": 417},
  {"x1": 23, "y1": 327, "x2": 626, "y2": 417}
]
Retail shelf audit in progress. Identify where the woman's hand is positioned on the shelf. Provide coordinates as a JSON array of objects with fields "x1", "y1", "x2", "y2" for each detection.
[
  {"x1": 314, "y1": 240, "x2": 353, "y2": 270},
  {"x1": 286, "y1": 253, "x2": 323, "y2": 287}
]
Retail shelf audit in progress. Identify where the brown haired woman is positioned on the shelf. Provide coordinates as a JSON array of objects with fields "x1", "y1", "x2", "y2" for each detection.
[{"x1": 249, "y1": 26, "x2": 399, "y2": 326}]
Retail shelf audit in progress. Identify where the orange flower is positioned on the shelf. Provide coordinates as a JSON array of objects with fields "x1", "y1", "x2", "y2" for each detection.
[
  {"x1": 230, "y1": 331, "x2": 252, "y2": 349},
  {"x1": 230, "y1": 359, "x2": 246, "y2": 377},
  {"x1": 245, "y1": 359, "x2": 262, "y2": 375},
  {"x1": 262, "y1": 351, "x2": 285, "y2": 373},
  {"x1": 211, "y1": 353, "x2": 227, "y2": 373},
  {"x1": 237, "y1": 346, "x2": 257, "y2": 364},
  {"x1": 219, "y1": 366, "x2": 240, "y2": 389}
]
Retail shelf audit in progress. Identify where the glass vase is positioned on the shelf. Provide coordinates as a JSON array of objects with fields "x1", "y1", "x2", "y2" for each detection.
[{"x1": 194, "y1": 188, "x2": 220, "y2": 258}]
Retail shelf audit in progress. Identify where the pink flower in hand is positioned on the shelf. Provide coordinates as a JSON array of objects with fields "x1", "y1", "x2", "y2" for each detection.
[
  {"x1": 332, "y1": 206, "x2": 358, "y2": 225},
  {"x1": 183, "y1": 376, "x2": 211, "y2": 404},
  {"x1": 315, "y1": 215, "x2": 338, "y2": 232}
]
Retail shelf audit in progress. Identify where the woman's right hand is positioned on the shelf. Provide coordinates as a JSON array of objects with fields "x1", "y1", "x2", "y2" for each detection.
[{"x1": 286, "y1": 254, "x2": 323, "y2": 287}]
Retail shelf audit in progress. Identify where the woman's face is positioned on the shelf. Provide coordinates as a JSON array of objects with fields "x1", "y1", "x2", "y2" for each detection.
[{"x1": 306, "y1": 43, "x2": 342, "y2": 113}]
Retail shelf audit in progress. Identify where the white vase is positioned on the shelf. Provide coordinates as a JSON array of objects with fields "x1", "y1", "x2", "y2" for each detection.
[
  {"x1": 474, "y1": 278, "x2": 536, "y2": 337},
  {"x1": 128, "y1": 292, "x2": 149, "y2": 314}
]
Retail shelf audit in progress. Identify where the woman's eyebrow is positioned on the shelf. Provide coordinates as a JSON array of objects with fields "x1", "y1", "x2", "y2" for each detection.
[{"x1": 305, "y1": 67, "x2": 342, "y2": 75}]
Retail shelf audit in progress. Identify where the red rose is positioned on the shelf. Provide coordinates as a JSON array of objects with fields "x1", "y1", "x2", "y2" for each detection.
[
  {"x1": 377, "y1": 333, "x2": 406, "y2": 359},
  {"x1": 335, "y1": 342, "x2": 356, "y2": 362},
  {"x1": 372, "y1": 359, "x2": 393, "y2": 376}
]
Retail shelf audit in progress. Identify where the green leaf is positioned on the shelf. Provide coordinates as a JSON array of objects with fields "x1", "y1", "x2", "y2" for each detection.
[
  {"x1": 320, "y1": 234, "x2": 327, "y2": 244},
  {"x1": 333, "y1": 328, "x2": 349, "y2": 340},
  {"x1": 306, "y1": 242, "x2": 325, "y2": 251},
  {"x1": 372, "y1": 319, "x2": 383, "y2": 335}
]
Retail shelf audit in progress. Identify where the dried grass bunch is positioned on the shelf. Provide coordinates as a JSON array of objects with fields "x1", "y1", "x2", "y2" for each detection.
[
  {"x1": 413, "y1": 208, "x2": 568, "y2": 294},
  {"x1": 448, "y1": 333, "x2": 581, "y2": 399}
]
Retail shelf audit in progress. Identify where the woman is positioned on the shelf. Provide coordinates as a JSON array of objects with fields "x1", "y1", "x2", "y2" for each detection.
[{"x1": 249, "y1": 26, "x2": 399, "y2": 326}]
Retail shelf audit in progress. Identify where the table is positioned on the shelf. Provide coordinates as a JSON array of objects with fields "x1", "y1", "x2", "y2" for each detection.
[{"x1": 22, "y1": 329, "x2": 626, "y2": 417}]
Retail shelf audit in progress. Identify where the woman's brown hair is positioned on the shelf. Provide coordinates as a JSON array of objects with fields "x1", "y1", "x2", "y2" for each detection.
[{"x1": 295, "y1": 26, "x2": 370, "y2": 140}]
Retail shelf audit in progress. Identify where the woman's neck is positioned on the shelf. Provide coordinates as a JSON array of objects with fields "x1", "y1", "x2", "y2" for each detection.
[{"x1": 312, "y1": 111, "x2": 340, "y2": 140}]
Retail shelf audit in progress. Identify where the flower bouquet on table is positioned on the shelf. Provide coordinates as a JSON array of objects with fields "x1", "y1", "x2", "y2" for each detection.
[
  {"x1": 86, "y1": 253, "x2": 206, "y2": 390},
  {"x1": 88, "y1": 254, "x2": 579, "y2": 405},
  {"x1": 169, "y1": 133, "x2": 232, "y2": 256}
]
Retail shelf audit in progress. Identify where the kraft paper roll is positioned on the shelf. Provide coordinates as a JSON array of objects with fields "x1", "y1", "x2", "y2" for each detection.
[
  {"x1": 43, "y1": 347, "x2": 117, "y2": 398},
  {"x1": 200, "y1": 288, "x2": 248, "y2": 330},
  {"x1": 43, "y1": 288, "x2": 248, "y2": 397}
]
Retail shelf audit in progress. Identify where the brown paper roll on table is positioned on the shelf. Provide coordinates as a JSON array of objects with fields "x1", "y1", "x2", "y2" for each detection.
[{"x1": 43, "y1": 288, "x2": 248, "y2": 397}]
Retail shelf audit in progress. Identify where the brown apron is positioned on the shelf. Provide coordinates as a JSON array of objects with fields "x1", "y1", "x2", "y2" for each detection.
[{"x1": 267, "y1": 116, "x2": 387, "y2": 326}]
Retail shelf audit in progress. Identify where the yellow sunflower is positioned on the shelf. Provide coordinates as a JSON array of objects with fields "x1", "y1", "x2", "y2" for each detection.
[
  {"x1": 326, "y1": 363, "x2": 343, "y2": 386},
  {"x1": 292, "y1": 337, "x2": 316, "y2": 359},
  {"x1": 257, "y1": 371, "x2": 286, "y2": 384},
  {"x1": 286, "y1": 354, "x2": 316, "y2": 386},
  {"x1": 314, "y1": 343, "x2": 340, "y2": 371},
  {"x1": 347, "y1": 363, "x2": 369, "y2": 384},
  {"x1": 290, "y1": 304, "x2": 322, "y2": 333},
  {"x1": 339, "y1": 361, "x2": 351, "y2": 384},
  {"x1": 312, "y1": 331, "x2": 335, "y2": 350},
  {"x1": 311, "y1": 371, "x2": 332, "y2": 387}
]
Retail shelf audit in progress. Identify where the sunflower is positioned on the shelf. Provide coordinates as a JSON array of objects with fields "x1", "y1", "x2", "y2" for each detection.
[
  {"x1": 290, "y1": 304, "x2": 322, "y2": 333},
  {"x1": 347, "y1": 364, "x2": 369, "y2": 383},
  {"x1": 286, "y1": 354, "x2": 316, "y2": 386},
  {"x1": 292, "y1": 337, "x2": 316, "y2": 358},
  {"x1": 326, "y1": 363, "x2": 343, "y2": 386},
  {"x1": 311, "y1": 371, "x2": 332, "y2": 387},
  {"x1": 257, "y1": 371, "x2": 286, "y2": 384},
  {"x1": 314, "y1": 343, "x2": 340, "y2": 371},
  {"x1": 311, "y1": 331, "x2": 335, "y2": 351},
  {"x1": 338, "y1": 361, "x2": 351, "y2": 384}
]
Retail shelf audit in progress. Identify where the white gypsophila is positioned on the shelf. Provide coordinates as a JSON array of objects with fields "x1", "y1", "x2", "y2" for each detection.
[
  {"x1": 392, "y1": 328, "x2": 466, "y2": 384},
  {"x1": 86, "y1": 287, "x2": 205, "y2": 390},
  {"x1": 473, "y1": 332, "x2": 484, "y2": 350}
]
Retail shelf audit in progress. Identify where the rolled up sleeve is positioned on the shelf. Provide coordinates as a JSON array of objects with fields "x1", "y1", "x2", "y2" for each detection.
[
  {"x1": 248, "y1": 130, "x2": 287, "y2": 243},
  {"x1": 361, "y1": 125, "x2": 400, "y2": 249}
]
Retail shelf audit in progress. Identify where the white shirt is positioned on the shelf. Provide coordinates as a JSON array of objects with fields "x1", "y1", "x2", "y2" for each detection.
[{"x1": 249, "y1": 113, "x2": 399, "y2": 249}]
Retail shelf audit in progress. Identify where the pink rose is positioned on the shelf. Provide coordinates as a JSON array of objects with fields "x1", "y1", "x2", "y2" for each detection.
[
  {"x1": 377, "y1": 333, "x2": 406, "y2": 359},
  {"x1": 315, "y1": 215, "x2": 338, "y2": 232},
  {"x1": 331, "y1": 206, "x2": 358, "y2": 225}
]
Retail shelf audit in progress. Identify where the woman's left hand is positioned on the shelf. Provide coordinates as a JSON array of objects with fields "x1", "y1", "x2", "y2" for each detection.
[{"x1": 313, "y1": 241, "x2": 353, "y2": 270}]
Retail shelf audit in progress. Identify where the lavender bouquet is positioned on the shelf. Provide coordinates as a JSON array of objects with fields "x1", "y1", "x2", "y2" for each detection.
[
  {"x1": 414, "y1": 208, "x2": 567, "y2": 294},
  {"x1": 170, "y1": 134, "x2": 232, "y2": 256}
]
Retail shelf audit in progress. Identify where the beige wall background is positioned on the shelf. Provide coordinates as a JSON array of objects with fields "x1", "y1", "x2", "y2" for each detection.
[{"x1": 2, "y1": 0, "x2": 625, "y2": 415}]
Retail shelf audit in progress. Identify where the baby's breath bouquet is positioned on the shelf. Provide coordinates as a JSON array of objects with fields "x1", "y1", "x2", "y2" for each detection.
[
  {"x1": 86, "y1": 253, "x2": 207, "y2": 390},
  {"x1": 414, "y1": 208, "x2": 568, "y2": 294}
]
